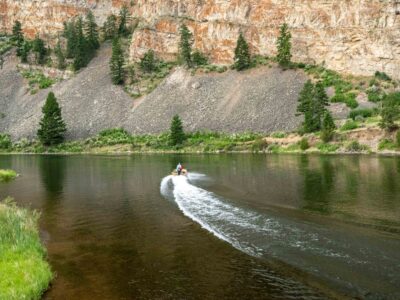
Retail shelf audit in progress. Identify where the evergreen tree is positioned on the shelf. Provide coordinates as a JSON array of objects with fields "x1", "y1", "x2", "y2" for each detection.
[
  {"x1": 12, "y1": 20, "x2": 24, "y2": 54},
  {"x1": 32, "y1": 34, "x2": 47, "y2": 65},
  {"x1": 73, "y1": 17, "x2": 88, "y2": 70},
  {"x1": 37, "y1": 92, "x2": 67, "y2": 146},
  {"x1": 179, "y1": 24, "x2": 193, "y2": 66},
  {"x1": 85, "y1": 11, "x2": 100, "y2": 51},
  {"x1": 103, "y1": 15, "x2": 117, "y2": 40},
  {"x1": 321, "y1": 111, "x2": 336, "y2": 142},
  {"x1": 276, "y1": 23, "x2": 292, "y2": 68},
  {"x1": 54, "y1": 40, "x2": 66, "y2": 69},
  {"x1": 192, "y1": 50, "x2": 208, "y2": 66},
  {"x1": 118, "y1": 6, "x2": 129, "y2": 36},
  {"x1": 19, "y1": 40, "x2": 31, "y2": 63},
  {"x1": 110, "y1": 38, "x2": 125, "y2": 84},
  {"x1": 233, "y1": 33, "x2": 251, "y2": 71},
  {"x1": 63, "y1": 21, "x2": 76, "y2": 59},
  {"x1": 140, "y1": 49, "x2": 156, "y2": 73},
  {"x1": 380, "y1": 93, "x2": 400, "y2": 130},
  {"x1": 170, "y1": 115, "x2": 186, "y2": 146}
]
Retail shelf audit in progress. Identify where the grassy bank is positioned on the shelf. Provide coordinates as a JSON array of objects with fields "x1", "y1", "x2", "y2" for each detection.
[
  {"x1": 0, "y1": 198, "x2": 53, "y2": 300},
  {"x1": 0, "y1": 169, "x2": 18, "y2": 182},
  {"x1": 1, "y1": 118, "x2": 399, "y2": 155}
]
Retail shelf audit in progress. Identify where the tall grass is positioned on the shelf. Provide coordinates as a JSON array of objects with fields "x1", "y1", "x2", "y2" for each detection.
[
  {"x1": 0, "y1": 198, "x2": 53, "y2": 299},
  {"x1": 0, "y1": 169, "x2": 17, "y2": 182}
]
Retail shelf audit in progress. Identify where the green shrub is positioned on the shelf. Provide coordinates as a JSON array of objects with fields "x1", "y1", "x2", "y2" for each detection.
[
  {"x1": 267, "y1": 144, "x2": 281, "y2": 153},
  {"x1": 349, "y1": 108, "x2": 374, "y2": 120},
  {"x1": 317, "y1": 143, "x2": 339, "y2": 153},
  {"x1": 252, "y1": 138, "x2": 268, "y2": 152},
  {"x1": 396, "y1": 131, "x2": 400, "y2": 148},
  {"x1": 375, "y1": 71, "x2": 391, "y2": 82},
  {"x1": 271, "y1": 132, "x2": 287, "y2": 138},
  {"x1": 0, "y1": 169, "x2": 17, "y2": 182},
  {"x1": 331, "y1": 92, "x2": 358, "y2": 108},
  {"x1": 0, "y1": 134, "x2": 12, "y2": 149},
  {"x1": 91, "y1": 128, "x2": 133, "y2": 146},
  {"x1": 192, "y1": 50, "x2": 208, "y2": 66},
  {"x1": 345, "y1": 141, "x2": 369, "y2": 152},
  {"x1": 367, "y1": 89, "x2": 385, "y2": 102},
  {"x1": 378, "y1": 139, "x2": 397, "y2": 151},
  {"x1": 298, "y1": 138, "x2": 309, "y2": 150},
  {"x1": 340, "y1": 120, "x2": 359, "y2": 131}
]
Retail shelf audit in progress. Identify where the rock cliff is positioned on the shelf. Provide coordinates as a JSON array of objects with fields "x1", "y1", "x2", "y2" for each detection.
[{"x1": 0, "y1": 0, "x2": 399, "y2": 78}]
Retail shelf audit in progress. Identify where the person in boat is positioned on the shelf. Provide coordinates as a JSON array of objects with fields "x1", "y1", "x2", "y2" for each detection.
[{"x1": 176, "y1": 163, "x2": 183, "y2": 175}]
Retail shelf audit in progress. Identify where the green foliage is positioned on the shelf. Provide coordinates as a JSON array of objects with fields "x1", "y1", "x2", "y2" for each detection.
[
  {"x1": 110, "y1": 38, "x2": 125, "y2": 84},
  {"x1": 37, "y1": 92, "x2": 67, "y2": 146},
  {"x1": 276, "y1": 23, "x2": 292, "y2": 67},
  {"x1": 88, "y1": 128, "x2": 133, "y2": 147},
  {"x1": 331, "y1": 92, "x2": 358, "y2": 108},
  {"x1": 349, "y1": 108, "x2": 374, "y2": 120},
  {"x1": 73, "y1": 17, "x2": 89, "y2": 70},
  {"x1": 0, "y1": 170, "x2": 17, "y2": 182},
  {"x1": 0, "y1": 199, "x2": 53, "y2": 299},
  {"x1": 233, "y1": 33, "x2": 251, "y2": 71},
  {"x1": 397, "y1": 131, "x2": 400, "y2": 148},
  {"x1": 299, "y1": 137, "x2": 309, "y2": 150},
  {"x1": 0, "y1": 134, "x2": 12, "y2": 150},
  {"x1": 367, "y1": 89, "x2": 385, "y2": 102},
  {"x1": 317, "y1": 143, "x2": 340, "y2": 153},
  {"x1": 32, "y1": 35, "x2": 47, "y2": 65},
  {"x1": 271, "y1": 132, "x2": 287, "y2": 138},
  {"x1": 118, "y1": 6, "x2": 129, "y2": 36},
  {"x1": 380, "y1": 92, "x2": 400, "y2": 130},
  {"x1": 321, "y1": 111, "x2": 336, "y2": 143},
  {"x1": 63, "y1": 21, "x2": 76, "y2": 59},
  {"x1": 340, "y1": 120, "x2": 358, "y2": 131},
  {"x1": 192, "y1": 50, "x2": 208, "y2": 66},
  {"x1": 21, "y1": 70, "x2": 55, "y2": 91},
  {"x1": 375, "y1": 71, "x2": 391, "y2": 82},
  {"x1": 252, "y1": 138, "x2": 268, "y2": 152},
  {"x1": 12, "y1": 21, "x2": 24, "y2": 54},
  {"x1": 85, "y1": 11, "x2": 100, "y2": 51},
  {"x1": 54, "y1": 40, "x2": 66, "y2": 69},
  {"x1": 179, "y1": 24, "x2": 193, "y2": 67},
  {"x1": 297, "y1": 80, "x2": 330, "y2": 133},
  {"x1": 103, "y1": 15, "x2": 117, "y2": 40},
  {"x1": 345, "y1": 141, "x2": 369, "y2": 152},
  {"x1": 378, "y1": 139, "x2": 397, "y2": 151},
  {"x1": 170, "y1": 115, "x2": 186, "y2": 146},
  {"x1": 140, "y1": 49, "x2": 156, "y2": 73}
]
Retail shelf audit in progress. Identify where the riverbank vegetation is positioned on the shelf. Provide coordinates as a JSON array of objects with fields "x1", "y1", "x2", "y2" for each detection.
[
  {"x1": 0, "y1": 169, "x2": 17, "y2": 182},
  {"x1": 0, "y1": 198, "x2": 52, "y2": 299}
]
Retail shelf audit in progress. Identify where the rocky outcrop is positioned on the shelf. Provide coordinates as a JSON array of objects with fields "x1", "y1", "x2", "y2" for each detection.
[
  {"x1": 0, "y1": 45, "x2": 305, "y2": 140},
  {"x1": 129, "y1": 0, "x2": 400, "y2": 79},
  {"x1": 0, "y1": 0, "x2": 399, "y2": 79}
]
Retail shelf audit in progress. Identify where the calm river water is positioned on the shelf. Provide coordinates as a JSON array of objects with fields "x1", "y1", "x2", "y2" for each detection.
[{"x1": 0, "y1": 154, "x2": 400, "y2": 299}]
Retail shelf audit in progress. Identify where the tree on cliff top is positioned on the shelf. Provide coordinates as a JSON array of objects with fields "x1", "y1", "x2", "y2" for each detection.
[
  {"x1": 118, "y1": 6, "x2": 129, "y2": 36},
  {"x1": 37, "y1": 92, "x2": 67, "y2": 146},
  {"x1": 73, "y1": 17, "x2": 89, "y2": 70},
  {"x1": 63, "y1": 21, "x2": 76, "y2": 59},
  {"x1": 140, "y1": 49, "x2": 157, "y2": 73},
  {"x1": 170, "y1": 115, "x2": 186, "y2": 146},
  {"x1": 32, "y1": 34, "x2": 47, "y2": 65},
  {"x1": 12, "y1": 21, "x2": 24, "y2": 46},
  {"x1": 179, "y1": 24, "x2": 193, "y2": 67},
  {"x1": 85, "y1": 11, "x2": 100, "y2": 51},
  {"x1": 276, "y1": 23, "x2": 292, "y2": 68},
  {"x1": 54, "y1": 40, "x2": 66, "y2": 69},
  {"x1": 103, "y1": 15, "x2": 117, "y2": 40},
  {"x1": 110, "y1": 37, "x2": 125, "y2": 85},
  {"x1": 233, "y1": 33, "x2": 251, "y2": 71}
]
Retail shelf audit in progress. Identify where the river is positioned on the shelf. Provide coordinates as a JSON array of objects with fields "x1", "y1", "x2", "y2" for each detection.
[{"x1": 0, "y1": 154, "x2": 399, "y2": 299}]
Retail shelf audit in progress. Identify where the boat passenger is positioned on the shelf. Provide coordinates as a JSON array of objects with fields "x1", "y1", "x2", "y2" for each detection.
[{"x1": 176, "y1": 163, "x2": 182, "y2": 175}]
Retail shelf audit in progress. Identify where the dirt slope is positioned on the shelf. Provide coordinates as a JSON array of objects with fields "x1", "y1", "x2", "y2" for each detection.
[{"x1": 0, "y1": 44, "x2": 306, "y2": 140}]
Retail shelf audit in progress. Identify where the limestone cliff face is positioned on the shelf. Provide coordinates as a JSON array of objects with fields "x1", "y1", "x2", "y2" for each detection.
[
  {"x1": 1, "y1": 0, "x2": 399, "y2": 79},
  {"x1": 129, "y1": 0, "x2": 400, "y2": 78}
]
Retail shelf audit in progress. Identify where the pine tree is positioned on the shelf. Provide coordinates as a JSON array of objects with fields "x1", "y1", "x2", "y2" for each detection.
[
  {"x1": 63, "y1": 21, "x2": 76, "y2": 59},
  {"x1": 73, "y1": 17, "x2": 88, "y2": 70},
  {"x1": 140, "y1": 49, "x2": 156, "y2": 73},
  {"x1": 118, "y1": 6, "x2": 129, "y2": 36},
  {"x1": 233, "y1": 33, "x2": 251, "y2": 71},
  {"x1": 85, "y1": 11, "x2": 100, "y2": 51},
  {"x1": 321, "y1": 111, "x2": 336, "y2": 142},
  {"x1": 170, "y1": 115, "x2": 186, "y2": 146},
  {"x1": 110, "y1": 38, "x2": 125, "y2": 84},
  {"x1": 12, "y1": 20, "x2": 24, "y2": 54},
  {"x1": 19, "y1": 40, "x2": 31, "y2": 63},
  {"x1": 380, "y1": 93, "x2": 400, "y2": 130},
  {"x1": 32, "y1": 34, "x2": 47, "y2": 65},
  {"x1": 37, "y1": 92, "x2": 67, "y2": 146},
  {"x1": 276, "y1": 23, "x2": 292, "y2": 68},
  {"x1": 54, "y1": 40, "x2": 66, "y2": 69},
  {"x1": 103, "y1": 15, "x2": 117, "y2": 40},
  {"x1": 179, "y1": 24, "x2": 193, "y2": 66}
]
